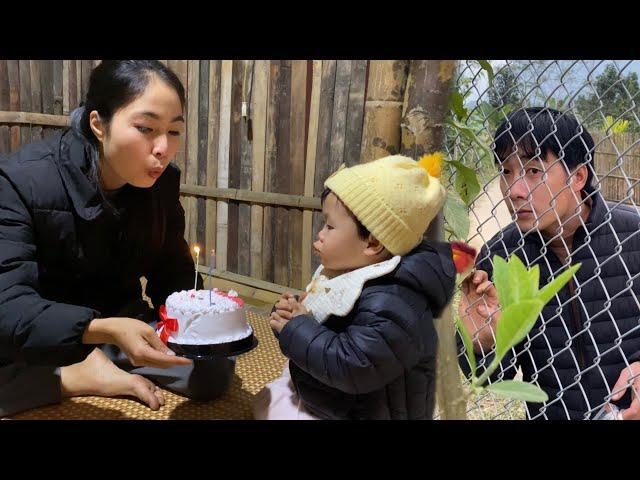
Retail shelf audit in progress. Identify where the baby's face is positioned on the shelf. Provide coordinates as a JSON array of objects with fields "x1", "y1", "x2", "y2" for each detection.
[{"x1": 313, "y1": 193, "x2": 370, "y2": 272}]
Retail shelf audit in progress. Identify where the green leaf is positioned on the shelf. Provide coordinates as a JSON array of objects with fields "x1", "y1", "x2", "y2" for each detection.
[
  {"x1": 602, "y1": 115, "x2": 630, "y2": 135},
  {"x1": 443, "y1": 191, "x2": 470, "y2": 240},
  {"x1": 448, "y1": 118, "x2": 477, "y2": 143},
  {"x1": 603, "y1": 115, "x2": 614, "y2": 131},
  {"x1": 615, "y1": 119, "x2": 629, "y2": 134},
  {"x1": 495, "y1": 299, "x2": 544, "y2": 361},
  {"x1": 450, "y1": 90, "x2": 468, "y2": 122},
  {"x1": 477, "y1": 60, "x2": 494, "y2": 85},
  {"x1": 447, "y1": 160, "x2": 481, "y2": 206},
  {"x1": 492, "y1": 255, "x2": 516, "y2": 309},
  {"x1": 527, "y1": 265, "x2": 540, "y2": 299},
  {"x1": 478, "y1": 101, "x2": 505, "y2": 128},
  {"x1": 447, "y1": 118, "x2": 493, "y2": 157},
  {"x1": 493, "y1": 255, "x2": 539, "y2": 310},
  {"x1": 537, "y1": 264, "x2": 581, "y2": 305},
  {"x1": 486, "y1": 380, "x2": 549, "y2": 403},
  {"x1": 456, "y1": 318, "x2": 476, "y2": 377},
  {"x1": 508, "y1": 254, "x2": 537, "y2": 301}
]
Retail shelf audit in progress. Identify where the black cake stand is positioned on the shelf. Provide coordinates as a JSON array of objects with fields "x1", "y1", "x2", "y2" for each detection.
[{"x1": 167, "y1": 330, "x2": 258, "y2": 360}]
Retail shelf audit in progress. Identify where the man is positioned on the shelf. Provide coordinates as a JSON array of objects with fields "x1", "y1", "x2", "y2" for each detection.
[{"x1": 459, "y1": 107, "x2": 640, "y2": 420}]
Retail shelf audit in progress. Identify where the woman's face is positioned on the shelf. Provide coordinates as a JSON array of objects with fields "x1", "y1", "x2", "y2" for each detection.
[{"x1": 91, "y1": 74, "x2": 184, "y2": 190}]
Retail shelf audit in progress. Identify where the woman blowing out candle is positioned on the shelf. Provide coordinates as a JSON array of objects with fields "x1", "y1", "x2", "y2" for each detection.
[{"x1": 0, "y1": 61, "x2": 234, "y2": 417}]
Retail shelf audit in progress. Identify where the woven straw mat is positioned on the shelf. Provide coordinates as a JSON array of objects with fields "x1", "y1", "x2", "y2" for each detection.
[{"x1": 8, "y1": 309, "x2": 287, "y2": 420}]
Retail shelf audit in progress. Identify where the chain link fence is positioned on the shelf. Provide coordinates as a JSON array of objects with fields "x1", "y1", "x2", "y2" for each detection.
[{"x1": 445, "y1": 60, "x2": 640, "y2": 420}]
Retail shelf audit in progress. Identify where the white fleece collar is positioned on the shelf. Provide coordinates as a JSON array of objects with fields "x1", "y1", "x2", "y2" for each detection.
[{"x1": 301, "y1": 256, "x2": 401, "y2": 324}]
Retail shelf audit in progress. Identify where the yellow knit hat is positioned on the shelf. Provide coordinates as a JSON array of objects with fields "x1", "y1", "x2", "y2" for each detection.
[{"x1": 324, "y1": 154, "x2": 447, "y2": 256}]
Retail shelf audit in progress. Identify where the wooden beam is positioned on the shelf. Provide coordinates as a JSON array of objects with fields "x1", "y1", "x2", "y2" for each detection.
[
  {"x1": 179, "y1": 184, "x2": 321, "y2": 210},
  {"x1": 0, "y1": 111, "x2": 70, "y2": 127},
  {"x1": 196, "y1": 265, "x2": 303, "y2": 296}
]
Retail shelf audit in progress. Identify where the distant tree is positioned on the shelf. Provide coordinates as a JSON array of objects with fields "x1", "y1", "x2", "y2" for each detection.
[
  {"x1": 575, "y1": 64, "x2": 640, "y2": 133},
  {"x1": 488, "y1": 67, "x2": 524, "y2": 110}
]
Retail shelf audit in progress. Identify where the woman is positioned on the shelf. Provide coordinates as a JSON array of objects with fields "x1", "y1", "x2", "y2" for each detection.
[{"x1": 0, "y1": 60, "x2": 233, "y2": 417}]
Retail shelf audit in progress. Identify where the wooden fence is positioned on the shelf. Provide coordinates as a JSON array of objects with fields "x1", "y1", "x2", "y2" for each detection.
[{"x1": 592, "y1": 131, "x2": 640, "y2": 205}]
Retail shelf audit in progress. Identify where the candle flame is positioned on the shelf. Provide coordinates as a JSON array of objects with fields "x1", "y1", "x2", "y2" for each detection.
[{"x1": 193, "y1": 245, "x2": 200, "y2": 255}]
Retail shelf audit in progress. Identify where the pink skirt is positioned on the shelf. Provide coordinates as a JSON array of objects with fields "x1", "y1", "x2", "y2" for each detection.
[{"x1": 252, "y1": 362, "x2": 319, "y2": 420}]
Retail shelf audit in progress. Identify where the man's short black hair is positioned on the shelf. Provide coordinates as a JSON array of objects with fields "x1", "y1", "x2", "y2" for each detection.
[
  {"x1": 321, "y1": 187, "x2": 370, "y2": 240},
  {"x1": 493, "y1": 107, "x2": 596, "y2": 188}
]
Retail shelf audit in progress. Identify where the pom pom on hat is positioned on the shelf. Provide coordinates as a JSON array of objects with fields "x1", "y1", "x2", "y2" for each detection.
[{"x1": 417, "y1": 152, "x2": 444, "y2": 179}]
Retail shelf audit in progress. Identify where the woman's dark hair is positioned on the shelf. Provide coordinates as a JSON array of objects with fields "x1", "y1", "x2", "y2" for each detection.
[
  {"x1": 71, "y1": 60, "x2": 185, "y2": 187},
  {"x1": 321, "y1": 187, "x2": 370, "y2": 240},
  {"x1": 493, "y1": 107, "x2": 596, "y2": 189}
]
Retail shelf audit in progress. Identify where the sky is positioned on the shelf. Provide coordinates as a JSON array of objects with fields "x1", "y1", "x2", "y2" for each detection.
[{"x1": 464, "y1": 60, "x2": 640, "y2": 105}]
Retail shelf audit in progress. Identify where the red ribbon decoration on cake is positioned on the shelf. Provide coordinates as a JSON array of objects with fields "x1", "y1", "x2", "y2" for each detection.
[
  {"x1": 218, "y1": 291, "x2": 245, "y2": 307},
  {"x1": 157, "y1": 305, "x2": 179, "y2": 343}
]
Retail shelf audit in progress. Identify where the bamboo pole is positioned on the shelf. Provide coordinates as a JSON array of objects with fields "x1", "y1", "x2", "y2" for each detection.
[
  {"x1": 227, "y1": 60, "x2": 243, "y2": 274},
  {"x1": 53, "y1": 60, "x2": 63, "y2": 116},
  {"x1": 274, "y1": 60, "x2": 291, "y2": 287},
  {"x1": 206, "y1": 61, "x2": 221, "y2": 275},
  {"x1": 301, "y1": 60, "x2": 323, "y2": 285},
  {"x1": 186, "y1": 60, "x2": 200, "y2": 246},
  {"x1": 0, "y1": 61, "x2": 9, "y2": 153},
  {"x1": 262, "y1": 60, "x2": 280, "y2": 283},
  {"x1": 289, "y1": 60, "x2": 307, "y2": 289},
  {"x1": 250, "y1": 60, "x2": 268, "y2": 280},
  {"x1": 360, "y1": 61, "x2": 409, "y2": 163},
  {"x1": 68, "y1": 60, "x2": 78, "y2": 112},
  {"x1": 238, "y1": 60, "x2": 254, "y2": 277},
  {"x1": 216, "y1": 60, "x2": 233, "y2": 272},
  {"x1": 30, "y1": 60, "x2": 43, "y2": 141},
  {"x1": 344, "y1": 60, "x2": 367, "y2": 167},
  {"x1": 196, "y1": 60, "x2": 210, "y2": 253},
  {"x1": 401, "y1": 60, "x2": 455, "y2": 160},
  {"x1": 62, "y1": 60, "x2": 70, "y2": 115},
  {"x1": 401, "y1": 60, "x2": 466, "y2": 420},
  {"x1": 7, "y1": 60, "x2": 20, "y2": 150},
  {"x1": 18, "y1": 60, "x2": 32, "y2": 144},
  {"x1": 311, "y1": 60, "x2": 337, "y2": 275}
]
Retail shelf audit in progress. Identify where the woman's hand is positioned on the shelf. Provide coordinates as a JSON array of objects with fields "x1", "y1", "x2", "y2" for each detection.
[{"x1": 83, "y1": 317, "x2": 193, "y2": 368}]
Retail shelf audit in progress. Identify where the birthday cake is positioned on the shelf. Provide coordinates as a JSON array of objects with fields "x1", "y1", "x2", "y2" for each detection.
[{"x1": 157, "y1": 289, "x2": 254, "y2": 356}]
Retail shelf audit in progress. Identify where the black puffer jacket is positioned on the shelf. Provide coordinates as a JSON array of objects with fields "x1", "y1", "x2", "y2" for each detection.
[
  {"x1": 0, "y1": 129, "x2": 199, "y2": 368},
  {"x1": 277, "y1": 240, "x2": 456, "y2": 420},
  {"x1": 465, "y1": 191, "x2": 640, "y2": 420}
]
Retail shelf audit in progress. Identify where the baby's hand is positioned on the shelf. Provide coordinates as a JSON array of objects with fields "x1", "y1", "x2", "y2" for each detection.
[
  {"x1": 269, "y1": 310, "x2": 289, "y2": 333},
  {"x1": 269, "y1": 294, "x2": 309, "y2": 334},
  {"x1": 275, "y1": 292, "x2": 296, "y2": 313},
  {"x1": 287, "y1": 296, "x2": 309, "y2": 317}
]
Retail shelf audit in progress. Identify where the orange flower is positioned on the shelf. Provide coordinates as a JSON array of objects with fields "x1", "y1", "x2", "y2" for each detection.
[
  {"x1": 417, "y1": 152, "x2": 444, "y2": 179},
  {"x1": 451, "y1": 241, "x2": 477, "y2": 274}
]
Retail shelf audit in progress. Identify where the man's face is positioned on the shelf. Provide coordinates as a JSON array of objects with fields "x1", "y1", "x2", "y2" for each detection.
[{"x1": 499, "y1": 149, "x2": 585, "y2": 236}]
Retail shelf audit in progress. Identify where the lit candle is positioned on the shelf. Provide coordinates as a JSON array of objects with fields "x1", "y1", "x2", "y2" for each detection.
[
  {"x1": 193, "y1": 245, "x2": 200, "y2": 292},
  {"x1": 209, "y1": 248, "x2": 215, "y2": 305}
]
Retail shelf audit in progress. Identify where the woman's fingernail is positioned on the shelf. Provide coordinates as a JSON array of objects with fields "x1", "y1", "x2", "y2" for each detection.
[{"x1": 165, "y1": 350, "x2": 176, "y2": 356}]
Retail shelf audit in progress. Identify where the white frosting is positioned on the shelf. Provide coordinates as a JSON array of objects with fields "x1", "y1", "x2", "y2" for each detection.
[{"x1": 164, "y1": 289, "x2": 252, "y2": 345}]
